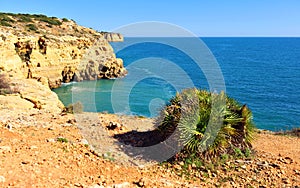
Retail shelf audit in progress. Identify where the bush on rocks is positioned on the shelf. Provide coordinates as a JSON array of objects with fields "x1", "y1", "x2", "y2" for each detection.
[{"x1": 157, "y1": 88, "x2": 256, "y2": 163}]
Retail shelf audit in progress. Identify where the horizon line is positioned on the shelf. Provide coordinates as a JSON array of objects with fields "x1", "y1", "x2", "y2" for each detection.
[{"x1": 121, "y1": 36, "x2": 300, "y2": 38}]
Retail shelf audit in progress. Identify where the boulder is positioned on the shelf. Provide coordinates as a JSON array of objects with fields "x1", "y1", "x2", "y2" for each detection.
[
  {"x1": 16, "y1": 79, "x2": 64, "y2": 113},
  {"x1": 0, "y1": 95, "x2": 34, "y2": 111}
]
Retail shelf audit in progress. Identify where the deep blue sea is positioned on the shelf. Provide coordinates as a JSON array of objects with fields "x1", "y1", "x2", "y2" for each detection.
[{"x1": 53, "y1": 37, "x2": 300, "y2": 131}]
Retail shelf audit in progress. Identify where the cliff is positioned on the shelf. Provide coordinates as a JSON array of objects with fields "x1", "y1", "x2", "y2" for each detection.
[
  {"x1": 103, "y1": 32, "x2": 124, "y2": 42},
  {"x1": 0, "y1": 13, "x2": 126, "y2": 115}
]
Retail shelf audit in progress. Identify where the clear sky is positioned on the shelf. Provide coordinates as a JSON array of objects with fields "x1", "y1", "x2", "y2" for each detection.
[{"x1": 1, "y1": 0, "x2": 300, "y2": 36}]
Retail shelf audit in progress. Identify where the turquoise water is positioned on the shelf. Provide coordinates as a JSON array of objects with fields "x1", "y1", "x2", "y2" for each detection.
[{"x1": 53, "y1": 37, "x2": 300, "y2": 131}]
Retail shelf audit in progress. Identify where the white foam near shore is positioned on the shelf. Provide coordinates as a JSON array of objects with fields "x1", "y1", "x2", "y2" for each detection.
[{"x1": 61, "y1": 81, "x2": 77, "y2": 86}]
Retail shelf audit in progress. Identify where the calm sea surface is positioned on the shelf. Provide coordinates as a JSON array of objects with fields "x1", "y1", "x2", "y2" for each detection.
[{"x1": 53, "y1": 37, "x2": 300, "y2": 131}]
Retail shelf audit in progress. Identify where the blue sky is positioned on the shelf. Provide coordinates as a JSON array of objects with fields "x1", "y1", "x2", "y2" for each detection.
[{"x1": 1, "y1": 0, "x2": 300, "y2": 36}]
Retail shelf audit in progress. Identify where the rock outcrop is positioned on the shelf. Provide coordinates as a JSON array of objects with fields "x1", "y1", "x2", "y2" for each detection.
[
  {"x1": 0, "y1": 33, "x2": 24, "y2": 73},
  {"x1": 62, "y1": 66, "x2": 76, "y2": 83},
  {"x1": 0, "y1": 13, "x2": 127, "y2": 114},
  {"x1": 103, "y1": 32, "x2": 124, "y2": 42},
  {"x1": 74, "y1": 38, "x2": 127, "y2": 81},
  {"x1": 6, "y1": 34, "x2": 127, "y2": 88},
  {"x1": 0, "y1": 74, "x2": 64, "y2": 117}
]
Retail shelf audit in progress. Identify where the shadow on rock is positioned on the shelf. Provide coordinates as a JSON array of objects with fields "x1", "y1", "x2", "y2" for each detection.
[{"x1": 113, "y1": 129, "x2": 181, "y2": 163}]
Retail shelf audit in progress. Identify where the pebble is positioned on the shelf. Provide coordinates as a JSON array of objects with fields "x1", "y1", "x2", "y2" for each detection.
[
  {"x1": 81, "y1": 139, "x2": 89, "y2": 145},
  {"x1": 30, "y1": 145, "x2": 38, "y2": 150},
  {"x1": 21, "y1": 161, "x2": 30, "y2": 164},
  {"x1": 5, "y1": 123, "x2": 13, "y2": 130},
  {"x1": 138, "y1": 165, "x2": 145, "y2": 169},
  {"x1": 240, "y1": 165, "x2": 247, "y2": 170},
  {"x1": 62, "y1": 123, "x2": 73, "y2": 127},
  {"x1": 67, "y1": 119, "x2": 76, "y2": 124},
  {"x1": 257, "y1": 161, "x2": 269, "y2": 168},
  {"x1": 113, "y1": 182, "x2": 131, "y2": 188},
  {"x1": 191, "y1": 163, "x2": 197, "y2": 169},
  {"x1": 270, "y1": 163, "x2": 280, "y2": 169},
  {"x1": 0, "y1": 146, "x2": 11, "y2": 152},
  {"x1": 235, "y1": 159, "x2": 244, "y2": 163},
  {"x1": 88, "y1": 185, "x2": 105, "y2": 188},
  {"x1": 282, "y1": 178, "x2": 290, "y2": 184},
  {"x1": 89, "y1": 145, "x2": 95, "y2": 151},
  {"x1": 46, "y1": 138, "x2": 55, "y2": 142},
  {"x1": 136, "y1": 178, "x2": 145, "y2": 187},
  {"x1": 0, "y1": 176, "x2": 5, "y2": 183},
  {"x1": 103, "y1": 153, "x2": 109, "y2": 158}
]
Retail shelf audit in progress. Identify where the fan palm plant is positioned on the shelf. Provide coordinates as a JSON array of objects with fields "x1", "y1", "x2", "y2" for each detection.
[{"x1": 157, "y1": 88, "x2": 256, "y2": 160}]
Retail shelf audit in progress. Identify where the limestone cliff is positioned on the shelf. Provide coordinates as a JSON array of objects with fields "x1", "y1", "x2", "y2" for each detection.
[
  {"x1": 103, "y1": 32, "x2": 124, "y2": 42},
  {"x1": 74, "y1": 38, "x2": 127, "y2": 81},
  {"x1": 9, "y1": 34, "x2": 127, "y2": 88},
  {"x1": 0, "y1": 13, "x2": 127, "y2": 114}
]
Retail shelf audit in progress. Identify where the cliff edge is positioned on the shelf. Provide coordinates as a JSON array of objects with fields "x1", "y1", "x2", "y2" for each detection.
[{"x1": 0, "y1": 13, "x2": 126, "y2": 116}]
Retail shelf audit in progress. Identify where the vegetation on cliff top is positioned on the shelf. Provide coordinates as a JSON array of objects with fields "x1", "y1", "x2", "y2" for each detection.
[
  {"x1": 0, "y1": 12, "x2": 99, "y2": 38},
  {"x1": 0, "y1": 13, "x2": 66, "y2": 28}
]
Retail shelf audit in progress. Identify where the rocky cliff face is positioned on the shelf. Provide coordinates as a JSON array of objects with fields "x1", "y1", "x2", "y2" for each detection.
[
  {"x1": 103, "y1": 32, "x2": 124, "y2": 42},
  {"x1": 74, "y1": 38, "x2": 127, "y2": 81},
  {"x1": 3, "y1": 33, "x2": 127, "y2": 88},
  {"x1": 0, "y1": 13, "x2": 127, "y2": 114}
]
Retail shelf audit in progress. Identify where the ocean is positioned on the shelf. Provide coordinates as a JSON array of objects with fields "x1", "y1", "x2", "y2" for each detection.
[{"x1": 53, "y1": 37, "x2": 300, "y2": 131}]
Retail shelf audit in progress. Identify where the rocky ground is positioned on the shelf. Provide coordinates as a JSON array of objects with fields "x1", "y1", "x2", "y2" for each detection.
[{"x1": 0, "y1": 112, "x2": 299, "y2": 188}]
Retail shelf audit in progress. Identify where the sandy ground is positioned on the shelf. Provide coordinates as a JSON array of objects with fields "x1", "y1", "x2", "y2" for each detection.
[{"x1": 0, "y1": 112, "x2": 299, "y2": 187}]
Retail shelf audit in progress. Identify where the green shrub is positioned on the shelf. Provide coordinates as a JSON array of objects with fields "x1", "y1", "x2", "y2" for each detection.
[
  {"x1": 31, "y1": 14, "x2": 48, "y2": 18},
  {"x1": 38, "y1": 16, "x2": 62, "y2": 26},
  {"x1": 17, "y1": 15, "x2": 33, "y2": 22},
  {"x1": 57, "y1": 137, "x2": 68, "y2": 143},
  {"x1": 233, "y1": 147, "x2": 243, "y2": 158},
  {"x1": 62, "y1": 18, "x2": 69, "y2": 22},
  {"x1": 157, "y1": 88, "x2": 256, "y2": 162},
  {"x1": 0, "y1": 13, "x2": 14, "y2": 17},
  {"x1": 0, "y1": 14, "x2": 15, "y2": 23},
  {"x1": 103, "y1": 152, "x2": 116, "y2": 162},
  {"x1": 26, "y1": 24, "x2": 38, "y2": 32},
  {"x1": 24, "y1": 14, "x2": 62, "y2": 26},
  {"x1": 0, "y1": 21, "x2": 12, "y2": 27},
  {"x1": 0, "y1": 12, "x2": 65, "y2": 27}
]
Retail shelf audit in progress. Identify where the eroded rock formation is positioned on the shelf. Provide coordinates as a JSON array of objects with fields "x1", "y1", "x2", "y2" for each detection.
[
  {"x1": 103, "y1": 32, "x2": 124, "y2": 42},
  {"x1": 3, "y1": 34, "x2": 126, "y2": 88},
  {"x1": 74, "y1": 38, "x2": 127, "y2": 81},
  {"x1": 0, "y1": 14, "x2": 126, "y2": 114},
  {"x1": 62, "y1": 66, "x2": 76, "y2": 83}
]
